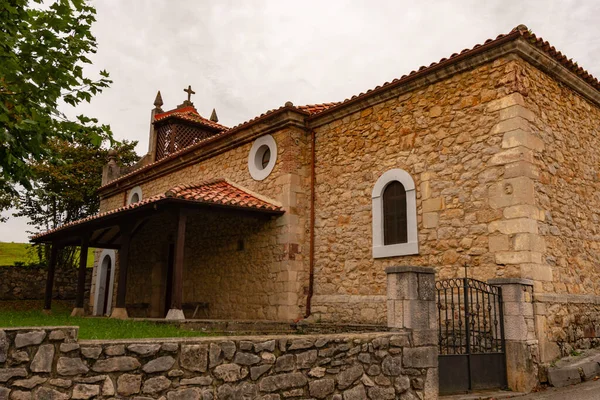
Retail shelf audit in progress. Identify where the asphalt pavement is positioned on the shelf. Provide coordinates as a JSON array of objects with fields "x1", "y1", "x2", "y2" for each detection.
[{"x1": 517, "y1": 379, "x2": 600, "y2": 400}]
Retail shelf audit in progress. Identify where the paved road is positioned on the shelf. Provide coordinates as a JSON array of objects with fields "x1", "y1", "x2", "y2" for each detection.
[{"x1": 517, "y1": 379, "x2": 600, "y2": 400}]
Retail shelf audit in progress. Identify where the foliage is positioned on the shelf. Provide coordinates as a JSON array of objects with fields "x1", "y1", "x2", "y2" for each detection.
[
  {"x1": 0, "y1": 241, "x2": 94, "y2": 267},
  {"x1": 0, "y1": 301, "x2": 209, "y2": 339},
  {"x1": 15, "y1": 137, "x2": 139, "y2": 267},
  {"x1": 0, "y1": 0, "x2": 113, "y2": 212}
]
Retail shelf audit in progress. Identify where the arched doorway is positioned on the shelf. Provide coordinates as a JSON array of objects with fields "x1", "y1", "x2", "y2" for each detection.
[{"x1": 94, "y1": 250, "x2": 115, "y2": 316}]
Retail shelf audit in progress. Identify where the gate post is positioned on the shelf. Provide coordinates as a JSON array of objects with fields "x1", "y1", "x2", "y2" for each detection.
[
  {"x1": 386, "y1": 266, "x2": 438, "y2": 399},
  {"x1": 489, "y1": 278, "x2": 539, "y2": 393}
]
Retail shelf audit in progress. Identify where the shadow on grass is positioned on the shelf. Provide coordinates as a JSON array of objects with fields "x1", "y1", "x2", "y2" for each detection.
[{"x1": 0, "y1": 300, "x2": 208, "y2": 340}]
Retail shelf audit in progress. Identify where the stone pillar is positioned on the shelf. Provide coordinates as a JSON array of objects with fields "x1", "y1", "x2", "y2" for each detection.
[
  {"x1": 386, "y1": 266, "x2": 438, "y2": 399},
  {"x1": 489, "y1": 278, "x2": 539, "y2": 393}
]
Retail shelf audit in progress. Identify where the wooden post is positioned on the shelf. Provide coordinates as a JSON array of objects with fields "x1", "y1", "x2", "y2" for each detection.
[
  {"x1": 166, "y1": 209, "x2": 187, "y2": 320},
  {"x1": 71, "y1": 234, "x2": 89, "y2": 317},
  {"x1": 111, "y1": 224, "x2": 132, "y2": 319},
  {"x1": 43, "y1": 243, "x2": 59, "y2": 311}
]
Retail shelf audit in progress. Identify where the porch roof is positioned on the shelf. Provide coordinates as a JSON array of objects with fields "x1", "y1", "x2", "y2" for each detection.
[{"x1": 31, "y1": 179, "x2": 284, "y2": 246}]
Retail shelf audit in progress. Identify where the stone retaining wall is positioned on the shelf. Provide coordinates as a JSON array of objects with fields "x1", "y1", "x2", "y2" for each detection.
[
  {"x1": 0, "y1": 266, "x2": 92, "y2": 301},
  {"x1": 0, "y1": 327, "x2": 438, "y2": 399},
  {"x1": 534, "y1": 294, "x2": 600, "y2": 362}
]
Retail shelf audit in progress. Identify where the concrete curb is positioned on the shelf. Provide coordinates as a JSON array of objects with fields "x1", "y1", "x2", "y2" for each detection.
[{"x1": 547, "y1": 351, "x2": 600, "y2": 388}]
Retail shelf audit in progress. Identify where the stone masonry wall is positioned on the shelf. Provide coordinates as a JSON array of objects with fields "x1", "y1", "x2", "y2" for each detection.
[
  {"x1": 311, "y1": 56, "x2": 539, "y2": 324},
  {"x1": 0, "y1": 266, "x2": 92, "y2": 302},
  {"x1": 97, "y1": 127, "x2": 311, "y2": 321},
  {"x1": 515, "y1": 59, "x2": 600, "y2": 361},
  {"x1": 0, "y1": 327, "x2": 438, "y2": 399}
]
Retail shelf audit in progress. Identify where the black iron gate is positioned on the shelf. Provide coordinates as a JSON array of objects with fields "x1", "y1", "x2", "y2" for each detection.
[{"x1": 436, "y1": 278, "x2": 507, "y2": 395}]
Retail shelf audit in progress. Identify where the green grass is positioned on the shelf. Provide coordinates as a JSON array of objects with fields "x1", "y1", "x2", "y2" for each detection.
[
  {"x1": 0, "y1": 242, "x2": 94, "y2": 267},
  {"x1": 0, "y1": 301, "x2": 208, "y2": 340}
]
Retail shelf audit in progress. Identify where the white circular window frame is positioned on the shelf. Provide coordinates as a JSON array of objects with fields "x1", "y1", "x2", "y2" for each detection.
[
  {"x1": 127, "y1": 186, "x2": 143, "y2": 205},
  {"x1": 248, "y1": 134, "x2": 277, "y2": 181}
]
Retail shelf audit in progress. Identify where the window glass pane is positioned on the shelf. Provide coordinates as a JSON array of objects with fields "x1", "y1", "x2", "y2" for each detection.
[
  {"x1": 261, "y1": 147, "x2": 271, "y2": 169},
  {"x1": 383, "y1": 181, "x2": 407, "y2": 245}
]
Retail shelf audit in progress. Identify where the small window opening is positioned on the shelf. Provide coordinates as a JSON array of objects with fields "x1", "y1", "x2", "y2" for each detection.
[
  {"x1": 237, "y1": 239, "x2": 245, "y2": 251},
  {"x1": 383, "y1": 181, "x2": 408, "y2": 245}
]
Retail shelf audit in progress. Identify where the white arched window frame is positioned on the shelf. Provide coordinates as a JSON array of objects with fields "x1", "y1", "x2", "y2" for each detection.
[
  {"x1": 127, "y1": 186, "x2": 143, "y2": 205},
  {"x1": 93, "y1": 249, "x2": 116, "y2": 316},
  {"x1": 372, "y1": 169, "x2": 418, "y2": 258}
]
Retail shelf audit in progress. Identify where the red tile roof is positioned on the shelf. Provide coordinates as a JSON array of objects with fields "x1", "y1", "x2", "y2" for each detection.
[
  {"x1": 165, "y1": 179, "x2": 283, "y2": 212},
  {"x1": 100, "y1": 25, "x2": 600, "y2": 192},
  {"x1": 32, "y1": 179, "x2": 283, "y2": 242},
  {"x1": 154, "y1": 106, "x2": 228, "y2": 131},
  {"x1": 311, "y1": 25, "x2": 600, "y2": 118},
  {"x1": 297, "y1": 103, "x2": 341, "y2": 115}
]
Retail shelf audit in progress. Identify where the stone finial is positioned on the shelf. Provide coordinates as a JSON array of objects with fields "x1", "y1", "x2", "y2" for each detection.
[
  {"x1": 210, "y1": 108, "x2": 219, "y2": 122},
  {"x1": 516, "y1": 24, "x2": 529, "y2": 33},
  {"x1": 107, "y1": 148, "x2": 118, "y2": 161},
  {"x1": 284, "y1": 101, "x2": 294, "y2": 107},
  {"x1": 153, "y1": 91, "x2": 164, "y2": 109}
]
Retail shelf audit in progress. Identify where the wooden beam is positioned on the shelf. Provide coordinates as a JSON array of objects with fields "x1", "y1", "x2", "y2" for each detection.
[
  {"x1": 88, "y1": 243, "x2": 120, "y2": 250},
  {"x1": 166, "y1": 209, "x2": 187, "y2": 319},
  {"x1": 112, "y1": 223, "x2": 132, "y2": 318},
  {"x1": 130, "y1": 219, "x2": 149, "y2": 239},
  {"x1": 74, "y1": 234, "x2": 89, "y2": 309},
  {"x1": 92, "y1": 227, "x2": 112, "y2": 243},
  {"x1": 43, "y1": 244, "x2": 59, "y2": 311}
]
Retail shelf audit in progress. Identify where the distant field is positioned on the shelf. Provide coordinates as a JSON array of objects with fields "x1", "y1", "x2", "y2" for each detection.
[{"x1": 0, "y1": 242, "x2": 95, "y2": 267}]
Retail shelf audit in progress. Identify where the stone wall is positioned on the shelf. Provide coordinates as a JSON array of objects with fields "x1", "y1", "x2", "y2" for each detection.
[
  {"x1": 310, "y1": 56, "x2": 536, "y2": 324},
  {"x1": 513, "y1": 58, "x2": 600, "y2": 361},
  {"x1": 0, "y1": 266, "x2": 92, "y2": 301},
  {"x1": 534, "y1": 293, "x2": 600, "y2": 361},
  {"x1": 97, "y1": 127, "x2": 311, "y2": 321},
  {"x1": 0, "y1": 327, "x2": 438, "y2": 399}
]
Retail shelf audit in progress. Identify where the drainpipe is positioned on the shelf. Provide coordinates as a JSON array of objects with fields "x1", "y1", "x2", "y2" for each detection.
[{"x1": 305, "y1": 129, "x2": 316, "y2": 318}]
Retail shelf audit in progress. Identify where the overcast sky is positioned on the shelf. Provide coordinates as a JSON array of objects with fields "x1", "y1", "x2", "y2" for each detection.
[{"x1": 1, "y1": 0, "x2": 599, "y2": 242}]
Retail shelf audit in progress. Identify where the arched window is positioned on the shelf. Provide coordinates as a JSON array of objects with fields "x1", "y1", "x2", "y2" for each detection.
[
  {"x1": 383, "y1": 181, "x2": 408, "y2": 245},
  {"x1": 372, "y1": 169, "x2": 418, "y2": 258},
  {"x1": 127, "y1": 186, "x2": 143, "y2": 205}
]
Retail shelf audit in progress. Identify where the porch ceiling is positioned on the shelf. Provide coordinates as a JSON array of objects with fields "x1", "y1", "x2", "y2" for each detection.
[{"x1": 31, "y1": 179, "x2": 284, "y2": 246}]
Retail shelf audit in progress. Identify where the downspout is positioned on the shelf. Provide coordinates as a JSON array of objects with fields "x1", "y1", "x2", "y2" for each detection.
[{"x1": 305, "y1": 128, "x2": 316, "y2": 318}]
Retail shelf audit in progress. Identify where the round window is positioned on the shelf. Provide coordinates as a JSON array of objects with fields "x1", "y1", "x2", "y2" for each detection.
[{"x1": 248, "y1": 135, "x2": 277, "y2": 181}]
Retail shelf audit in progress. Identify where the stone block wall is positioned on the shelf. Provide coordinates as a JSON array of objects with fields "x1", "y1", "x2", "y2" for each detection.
[
  {"x1": 97, "y1": 126, "x2": 311, "y2": 321},
  {"x1": 515, "y1": 58, "x2": 600, "y2": 361},
  {"x1": 0, "y1": 266, "x2": 92, "y2": 302},
  {"x1": 310, "y1": 56, "x2": 541, "y2": 324},
  {"x1": 534, "y1": 293, "x2": 600, "y2": 361},
  {"x1": 0, "y1": 327, "x2": 438, "y2": 399}
]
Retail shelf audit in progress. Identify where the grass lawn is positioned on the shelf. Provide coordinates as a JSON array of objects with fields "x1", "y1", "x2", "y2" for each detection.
[
  {"x1": 0, "y1": 242, "x2": 95, "y2": 267},
  {"x1": 0, "y1": 301, "x2": 208, "y2": 340}
]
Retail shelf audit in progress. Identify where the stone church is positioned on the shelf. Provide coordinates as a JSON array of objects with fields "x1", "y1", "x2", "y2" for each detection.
[{"x1": 34, "y1": 25, "x2": 600, "y2": 368}]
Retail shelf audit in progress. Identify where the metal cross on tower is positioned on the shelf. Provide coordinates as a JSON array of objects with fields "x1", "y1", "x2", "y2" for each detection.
[{"x1": 183, "y1": 85, "x2": 195, "y2": 102}]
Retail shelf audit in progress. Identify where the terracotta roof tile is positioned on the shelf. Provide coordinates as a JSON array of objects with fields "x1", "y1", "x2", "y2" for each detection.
[
  {"x1": 100, "y1": 25, "x2": 600, "y2": 191},
  {"x1": 297, "y1": 102, "x2": 341, "y2": 115},
  {"x1": 32, "y1": 179, "x2": 283, "y2": 241},
  {"x1": 154, "y1": 106, "x2": 228, "y2": 131},
  {"x1": 312, "y1": 25, "x2": 600, "y2": 117}
]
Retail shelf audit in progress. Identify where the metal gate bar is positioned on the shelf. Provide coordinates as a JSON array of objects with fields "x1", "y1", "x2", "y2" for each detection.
[{"x1": 437, "y1": 278, "x2": 507, "y2": 394}]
